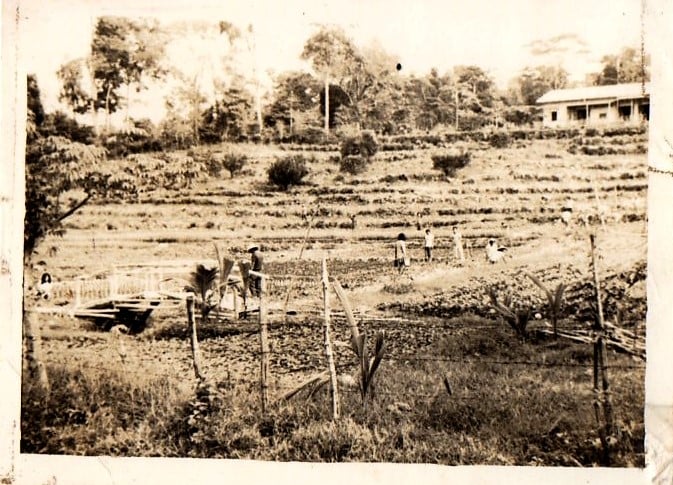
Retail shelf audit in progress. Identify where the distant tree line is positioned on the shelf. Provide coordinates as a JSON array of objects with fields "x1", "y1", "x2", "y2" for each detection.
[{"x1": 46, "y1": 19, "x2": 650, "y2": 154}]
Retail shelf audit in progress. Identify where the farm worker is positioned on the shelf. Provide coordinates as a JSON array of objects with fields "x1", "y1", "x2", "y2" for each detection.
[
  {"x1": 247, "y1": 244, "x2": 264, "y2": 297},
  {"x1": 36, "y1": 272, "x2": 52, "y2": 300},
  {"x1": 452, "y1": 226, "x2": 465, "y2": 264},
  {"x1": 394, "y1": 233, "x2": 409, "y2": 274},
  {"x1": 486, "y1": 239, "x2": 506, "y2": 264},
  {"x1": 560, "y1": 197, "x2": 574, "y2": 225},
  {"x1": 423, "y1": 228, "x2": 434, "y2": 262}
]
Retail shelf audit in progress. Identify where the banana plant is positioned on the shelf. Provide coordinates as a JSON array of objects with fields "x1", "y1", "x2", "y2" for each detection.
[
  {"x1": 186, "y1": 264, "x2": 219, "y2": 324},
  {"x1": 488, "y1": 287, "x2": 532, "y2": 340},
  {"x1": 525, "y1": 272, "x2": 565, "y2": 338},
  {"x1": 350, "y1": 330, "x2": 385, "y2": 408}
]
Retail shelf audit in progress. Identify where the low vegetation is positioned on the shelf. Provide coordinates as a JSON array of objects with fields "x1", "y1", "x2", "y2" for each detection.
[{"x1": 267, "y1": 154, "x2": 311, "y2": 190}]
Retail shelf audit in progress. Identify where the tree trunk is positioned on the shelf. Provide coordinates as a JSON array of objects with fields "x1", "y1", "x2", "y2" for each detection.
[
  {"x1": 23, "y1": 257, "x2": 49, "y2": 395},
  {"x1": 104, "y1": 84, "x2": 112, "y2": 133},
  {"x1": 186, "y1": 295, "x2": 204, "y2": 380},
  {"x1": 125, "y1": 82, "x2": 131, "y2": 124},
  {"x1": 322, "y1": 258, "x2": 339, "y2": 420},
  {"x1": 324, "y1": 77, "x2": 330, "y2": 134}
]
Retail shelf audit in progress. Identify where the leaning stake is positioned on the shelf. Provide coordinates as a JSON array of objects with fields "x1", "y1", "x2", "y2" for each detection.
[
  {"x1": 257, "y1": 272, "x2": 270, "y2": 413},
  {"x1": 322, "y1": 257, "x2": 340, "y2": 420}
]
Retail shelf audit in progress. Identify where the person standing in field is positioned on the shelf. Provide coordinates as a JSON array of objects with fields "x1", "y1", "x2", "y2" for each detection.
[
  {"x1": 247, "y1": 244, "x2": 264, "y2": 297},
  {"x1": 394, "y1": 233, "x2": 409, "y2": 274},
  {"x1": 423, "y1": 228, "x2": 434, "y2": 262},
  {"x1": 560, "y1": 197, "x2": 574, "y2": 226},
  {"x1": 452, "y1": 225, "x2": 465, "y2": 265}
]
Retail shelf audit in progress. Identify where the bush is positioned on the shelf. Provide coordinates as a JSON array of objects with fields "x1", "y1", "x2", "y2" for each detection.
[
  {"x1": 222, "y1": 152, "x2": 248, "y2": 178},
  {"x1": 267, "y1": 155, "x2": 310, "y2": 190},
  {"x1": 339, "y1": 155, "x2": 369, "y2": 175},
  {"x1": 40, "y1": 111, "x2": 96, "y2": 144},
  {"x1": 489, "y1": 131, "x2": 511, "y2": 149},
  {"x1": 432, "y1": 151, "x2": 471, "y2": 177},
  {"x1": 340, "y1": 131, "x2": 378, "y2": 159}
]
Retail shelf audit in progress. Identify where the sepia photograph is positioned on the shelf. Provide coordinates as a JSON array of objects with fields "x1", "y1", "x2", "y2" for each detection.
[{"x1": 3, "y1": 0, "x2": 672, "y2": 483}]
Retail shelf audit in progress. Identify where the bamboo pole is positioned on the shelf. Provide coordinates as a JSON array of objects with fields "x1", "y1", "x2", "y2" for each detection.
[
  {"x1": 186, "y1": 295, "x2": 204, "y2": 381},
  {"x1": 322, "y1": 258, "x2": 340, "y2": 420},
  {"x1": 282, "y1": 219, "x2": 314, "y2": 317},
  {"x1": 590, "y1": 233, "x2": 614, "y2": 464},
  {"x1": 333, "y1": 279, "x2": 360, "y2": 341},
  {"x1": 258, "y1": 275, "x2": 269, "y2": 413}
]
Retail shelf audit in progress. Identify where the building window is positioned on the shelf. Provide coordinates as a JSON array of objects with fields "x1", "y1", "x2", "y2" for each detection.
[
  {"x1": 551, "y1": 111, "x2": 557, "y2": 121},
  {"x1": 599, "y1": 113, "x2": 607, "y2": 119},
  {"x1": 619, "y1": 105, "x2": 632, "y2": 120}
]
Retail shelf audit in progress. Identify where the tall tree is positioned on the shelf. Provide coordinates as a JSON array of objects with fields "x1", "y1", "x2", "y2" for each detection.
[
  {"x1": 265, "y1": 71, "x2": 321, "y2": 133},
  {"x1": 57, "y1": 59, "x2": 93, "y2": 116},
  {"x1": 301, "y1": 27, "x2": 360, "y2": 133},
  {"x1": 199, "y1": 87, "x2": 252, "y2": 142},
  {"x1": 90, "y1": 16, "x2": 166, "y2": 131},
  {"x1": 24, "y1": 76, "x2": 135, "y2": 394},
  {"x1": 592, "y1": 47, "x2": 650, "y2": 85},
  {"x1": 90, "y1": 17, "x2": 132, "y2": 131},
  {"x1": 514, "y1": 65, "x2": 569, "y2": 105},
  {"x1": 121, "y1": 18, "x2": 166, "y2": 122}
]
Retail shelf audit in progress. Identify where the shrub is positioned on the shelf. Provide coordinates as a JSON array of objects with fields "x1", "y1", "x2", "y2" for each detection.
[
  {"x1": 40, "y1": 111, "x2": 96, "y2": 144},
  {"x1": 339, "y1": 131, "x2": 378, "y2": 175},
  {"x1": 489, "y1": 131, "x2": 511, "y2": 149},
  {"x1": 267, "y1": 155, "x2": 310, "y2": 190},
  {"x1": 340, "y1": 131, "x2": 378, "y2": 159},
  {"x1": 222, "y1": 152, "x2": 248, "y2": 178},
  {"x1": 431, "y1": 151, "x2": 471, "y2": 177},
  {"x1": 339, "y1": 155, "x2": 369, "y2": 175}
]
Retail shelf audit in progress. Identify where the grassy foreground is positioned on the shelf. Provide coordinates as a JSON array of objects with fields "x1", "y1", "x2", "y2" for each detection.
[{"x1": 21, "y1": 316, "x2": 644, "y2": 466}]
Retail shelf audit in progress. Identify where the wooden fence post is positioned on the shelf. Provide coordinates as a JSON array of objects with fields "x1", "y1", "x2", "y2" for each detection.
[
  {"x1": 258, "y1": 273, "x2": 270, "y2": 413},
  {"x1": 186, "y1": 295, "x2": 204, "y2": 381},
  {"x1": 109, "y1": 271, "x2": 118, "y2": 302},
  {"x1": 589, "y1": 233, "x2": 614, "y2": 465},
  {"x1": 322, "y1": 257, "x2": 340, "y2": 420},
  {"x1": 74, "y1": 278, "x2": 82, "y2": 307}
]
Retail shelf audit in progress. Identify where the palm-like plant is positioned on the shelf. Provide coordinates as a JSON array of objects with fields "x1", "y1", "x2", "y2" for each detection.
[
  {"x1": 351, "y1": 330, "x2": 385, "y2": 408},
  {"x1": 488, "y1": 287, "x2": 532, "y2": 340},
  {"x1": 525, "y1": 272, "x2": 565, "y2": 338},
  {"x1": 187, "y1": 264, "x2": 220, "y2": 324}
]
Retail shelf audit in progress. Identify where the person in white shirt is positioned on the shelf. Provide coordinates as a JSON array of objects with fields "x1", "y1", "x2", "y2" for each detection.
[
  {"x1": 486, "y1": 239, "x2": 506, "y2": 264},
  {"x1": 452, "y1": 226, "x2": 465, "y2": 265},
  {"x1": 560, "y1": 197, "x2": 574, "y2": 225},
  {"x1": 423, "y1": 228, "x2": 434, "y2": 262},
  {"x1": 394, "y1": 233, "x2": 409, "y2": 274}
]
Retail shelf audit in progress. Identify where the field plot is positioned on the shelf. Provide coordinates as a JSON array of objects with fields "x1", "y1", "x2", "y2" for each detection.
[{"x1": 23, "y1": 139, "x2": 646, "y2": 466}]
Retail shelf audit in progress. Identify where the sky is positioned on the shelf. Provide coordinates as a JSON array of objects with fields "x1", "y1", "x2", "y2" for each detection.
[{"x1": 16, "y1": 0, "x2": 645, "y2": 119}]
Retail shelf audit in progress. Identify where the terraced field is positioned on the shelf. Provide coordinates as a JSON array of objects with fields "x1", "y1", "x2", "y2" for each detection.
[{"x1": 25, "y1": 137, "x2": 647, "y2": 465}]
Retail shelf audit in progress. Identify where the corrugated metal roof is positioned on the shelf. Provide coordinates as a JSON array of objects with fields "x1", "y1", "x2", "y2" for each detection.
[{"x1": 536, "y1": 82, "x2": 650, "y2": 104}]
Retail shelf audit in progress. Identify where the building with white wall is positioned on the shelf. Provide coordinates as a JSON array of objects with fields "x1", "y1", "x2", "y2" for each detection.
[{"x1": 537, "y1": 82, "x2": 649, "y2": 128}]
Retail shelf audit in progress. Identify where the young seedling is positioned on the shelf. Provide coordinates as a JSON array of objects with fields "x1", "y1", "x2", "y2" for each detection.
[
  {"x1": 351, "y1": 330, "x2": 385, "y2": 408},
  {"x1": 186, "y1": 264, "x2": 220, "y2": 325},
  {"x1": 525, "y1": 272, "x2": 566, "y2": 338},
  {"x1": 488, "y1": 287, "x2": 532, "y2": 340}
]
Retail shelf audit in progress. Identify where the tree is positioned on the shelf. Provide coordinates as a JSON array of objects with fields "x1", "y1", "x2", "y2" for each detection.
[
  {"x1": 592, "y1": 47, "x2": 650, "y2": 85},
  {"x1": 24, "y1": 76, "x2": 136, "y2": 393},
  {"x1": 514, "y1": 65, "x2": 569, "y2": 105},
  {"x1": 166, "y1": 73, "x2": 209, "y2": 145},
  {"x1": 57, "y1": 59, "x2": 93, "y2": 116},
  {"x1": 121, "y1": 18, "x2": 167, "y2": 122},
  {"x1": 199, "y1": 87, "x2": 252, "y2": 143},
  {"x1": 265, "y1": 71, "x2": 321, "y2": 134},
  {"x1": 27, "y1": 75, "x2": 45, "y2": 131},
  {"x1": 339, "y1": 41, "x2": 401, "y2": 130},
  {"x1": 89, "y1": 16, "x2": 166, "y2": 131},
  {"x1": 301, "y1": 27, "x2": 360, "y2": 133}
]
